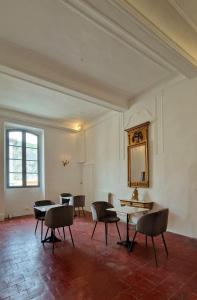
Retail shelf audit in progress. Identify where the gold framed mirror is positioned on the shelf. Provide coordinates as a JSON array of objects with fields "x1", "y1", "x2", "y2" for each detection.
[{"x1": 126, "y1": 122, "x2": 150, "y2": 188}]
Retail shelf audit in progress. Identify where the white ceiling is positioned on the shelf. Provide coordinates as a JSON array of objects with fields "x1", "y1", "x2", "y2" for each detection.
[
  {"x1": 0, "y1": 0, "x2": 196, "y2": 129},
  {"x1": 0, "y1": 73, "x2": 109, "y2": 123}
]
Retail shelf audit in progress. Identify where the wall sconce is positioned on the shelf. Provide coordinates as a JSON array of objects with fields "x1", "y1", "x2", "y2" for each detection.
[
  {"x1": 75, "y1": 123, "x2": 82, "y2": 131},
  {"x1": 60, "y1": 154, "x2": 71, "y2": 167},
  {"x1": 62, "y1": 160, "x2": 70, "y2": 167}
]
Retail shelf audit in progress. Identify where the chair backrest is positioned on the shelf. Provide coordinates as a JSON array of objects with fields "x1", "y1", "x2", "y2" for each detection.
[
  {"x1": 136, "y1": 208, "x2": 169, "y2": 237},
  {"x1": 45, "y1": 205, "x2": 74, "y2": 228},
  {"x1": 91, "y1": 201, "x2": 116, "y2": 221},
  {"x1": 60, "y1": 193, "x2": 72, "y2": 197},
  {"x1": 34, "y1": 200, "x2": 55, "y2": 218},
  {"x1": 73, "y1": 195, "x2": 85, "y2": 207},
  {"x1": 59, "y1": 193, "x2": 73, "y2": 205}
]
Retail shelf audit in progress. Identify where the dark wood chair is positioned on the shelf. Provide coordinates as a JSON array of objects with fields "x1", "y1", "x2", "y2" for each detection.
[
  {"x1": 91, "y1": 201, "x2": 121, "y2": 245},
  {"x1": 34, "y1": 200, "x2": 55, "y2": 240},
  {"x1": 131, "y1": 208, "x2": 169, "y2": 266},
  {"x1": 44, "y1": 205, "x2": 74, "y2": 253},
  {"x1": 73, "y1": 195, "x2": 85, "y2": 216}
]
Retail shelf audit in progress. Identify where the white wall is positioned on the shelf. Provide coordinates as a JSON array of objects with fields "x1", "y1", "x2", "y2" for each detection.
[
  {"x1": 83, "y1": 77, "x2": 197, "y2": 238},
  {"x1": 44, "y1": 127, "x2": 81, "y2": 200},
  {"x1": 84, "y1": 113, "x2": 121, "y2": 204},
  {"x1": 0, "y1": 115, "x2": 81, "y2": 219}
]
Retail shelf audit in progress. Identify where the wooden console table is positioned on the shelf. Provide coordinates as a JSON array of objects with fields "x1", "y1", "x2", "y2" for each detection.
[{"x1": 120, "y1": 199, "x2": 153, "y2": 210}]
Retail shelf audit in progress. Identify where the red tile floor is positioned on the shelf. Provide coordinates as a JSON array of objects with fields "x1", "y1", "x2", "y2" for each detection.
[{"x1": 0, "y1": 214, "x2": 197, "y2": 300}]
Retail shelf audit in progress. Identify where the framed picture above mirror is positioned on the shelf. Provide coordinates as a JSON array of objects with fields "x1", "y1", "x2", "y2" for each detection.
[{"x1": 126, "y1": 122, "x2": 150, "y2": 188}]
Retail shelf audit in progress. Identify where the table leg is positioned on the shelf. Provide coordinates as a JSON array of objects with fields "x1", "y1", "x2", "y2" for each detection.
[
  {"x1": 117, "y1": 214, "x2": 136, "y2": 251},
  {"x1": 42, "y1": 228, "x2": 61, "y2": 243}
]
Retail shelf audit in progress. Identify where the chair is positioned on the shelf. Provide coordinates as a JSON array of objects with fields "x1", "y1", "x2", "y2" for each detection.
[
  {"x1": 44, "y1": 205, "x2": 74, "y2": 253},
  {"x1": 131, "y1": 208, "x2": 169, "y2": 266},
  {"x1": 73, "y1": 195, "x2": 85, "y2": 216},
  {"x1": 34, "y1": 200, "x2": 55, "y2": 240},
  {"x1": 59, "y1": 193, "x2": 73, "y2": 205},
  {"x1": 91, "y1": 201, "x2": 121, "y2": 245}
]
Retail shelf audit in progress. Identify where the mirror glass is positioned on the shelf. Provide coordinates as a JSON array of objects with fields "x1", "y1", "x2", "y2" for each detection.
[
  {"x1": 126, "y1": 122, "x2": 149, "y2": 188},
  {"x1": 130, "y1": 145, "x2": 146, "y2": 182}
]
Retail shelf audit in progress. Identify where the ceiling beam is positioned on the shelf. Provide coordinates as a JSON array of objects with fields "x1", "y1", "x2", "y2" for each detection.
[
  {"x1": 0, "y1": 39, "x2": 128, "y2": 112},
  {"x1": 0, "y1": 107, "x2": 81, "y2": 132}
]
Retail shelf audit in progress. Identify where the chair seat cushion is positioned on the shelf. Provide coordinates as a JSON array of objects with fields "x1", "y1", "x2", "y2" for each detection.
[{"x1": 100, "y1": 216, "x2": 120, "y2": 223}]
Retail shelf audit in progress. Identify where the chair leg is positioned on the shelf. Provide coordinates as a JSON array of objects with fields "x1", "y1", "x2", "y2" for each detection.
[
  {"x1": 74, "y1": 208, "x2": 77, "y2": 217},
  {"x1": 91, "y1": 222, "x2": 97, "y2": 239},
  {"x1": 129, "y1": 231, "x2": 137, "y2": 251},
  {"x1": 82, "y1": 207, "x2": 85, "y2": 216},
  {"x1": 161, "y1": 233, "x2": 168, "y2": 257},
  {"x1": 57, "y1": 228, "x2": 61, "y2": 237},
  {"x1": 69, "y1": 226, "x2": 75, "y2": 247},
  {"x1": 63, "y1": 227, "x2": 65, "y2": 240},
  {"x1": 115, "y1": 222, "x2": 121, "y2": 240},
  {"x1": 105, "y1": 222, "x2": 108, "y2": 246},
  {"x1": 52, "y1": 229, "x2": 55, "y2": 254},
  {"x1": 78, "y1": 207, "x2": 80, "y2": 217},
  {"x1": 41, "y1": 220, "x2": 44, "y2": 241},
  {"x1": 42, "y1": 227, "x2": 49, "y2": 243},
  {"x1": 151, "y1": 237, "x2": 158, "y2": 267},
  {"x1": 133, "y1": 231, "x2": 138, "y2": 243},
  {"x1": 35, "y1": 219, "x2": 39, "y2": 233},
  {"x1": 145, "y1": 235, "x2": 148, "y2": 247}
]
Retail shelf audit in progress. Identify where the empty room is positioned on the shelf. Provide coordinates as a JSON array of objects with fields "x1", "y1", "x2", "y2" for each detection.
[{"x1": 0, "y1": 1, "x2": 197, "y2": 300}]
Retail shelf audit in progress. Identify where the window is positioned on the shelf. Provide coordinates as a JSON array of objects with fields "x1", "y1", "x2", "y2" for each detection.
[{"x1": 6, "y1": 129, "x2": 40, "y2": 187}]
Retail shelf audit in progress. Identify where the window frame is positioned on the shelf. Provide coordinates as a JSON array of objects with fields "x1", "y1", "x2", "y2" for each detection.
[{"x1": 6, "y1": 129, "x2": 40, "y2": 188}]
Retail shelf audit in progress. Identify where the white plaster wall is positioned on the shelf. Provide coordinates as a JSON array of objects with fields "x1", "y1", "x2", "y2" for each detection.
[
  {"x1": 44, "y1": 127, "x2": 81, "y2": 201},
  {"x1": 84, "y1": 112, "x2": 121, "y2": 206},
  {"x1": 83, "y1": 77, "x2": 197, "y2": 238},
  {"x1": 0, "y1": 115, "x2": 81, "y2": 218}
]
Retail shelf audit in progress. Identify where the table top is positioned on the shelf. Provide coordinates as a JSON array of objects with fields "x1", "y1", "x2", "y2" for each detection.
[
  {"x1": 120, "y1": 199, "x2": 153, "y2": 204},
  {"x1": 107, "y1": 206, "x2": 149, "y2": 215},
  {"x1": 34, "y1": 204, "x2": 62, "y2": 212}
]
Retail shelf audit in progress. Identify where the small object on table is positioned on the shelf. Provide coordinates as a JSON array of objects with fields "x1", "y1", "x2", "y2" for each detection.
[
  {"x1": 107, "y1": 206, "x2": 149, "y2": 251},
  {"x1": 132, "y1": 187, "x2": 139, "y2": 201}
]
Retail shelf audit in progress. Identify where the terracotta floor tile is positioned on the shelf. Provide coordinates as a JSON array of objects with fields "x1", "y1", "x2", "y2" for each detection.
[{"x1": 0, "y1": 214, "x2": 196, "y2": 300}]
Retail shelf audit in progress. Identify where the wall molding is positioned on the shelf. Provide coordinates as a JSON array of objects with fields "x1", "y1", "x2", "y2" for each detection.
[
  {"x1": 155, "y1": 93, "x2": 164, "y2": 154},
  {"x1": 168, "y1": 0, "x2": 197, "y2": 33},
  {"x1": 118, "y1": 112, "x2": 124, "y2": 160},
  {"x1": 113, "y1": 0, "x2": 197, "y2": 73},
  {"x1": 124, "y1": 106, "x2": 154, "y2": 130}
]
